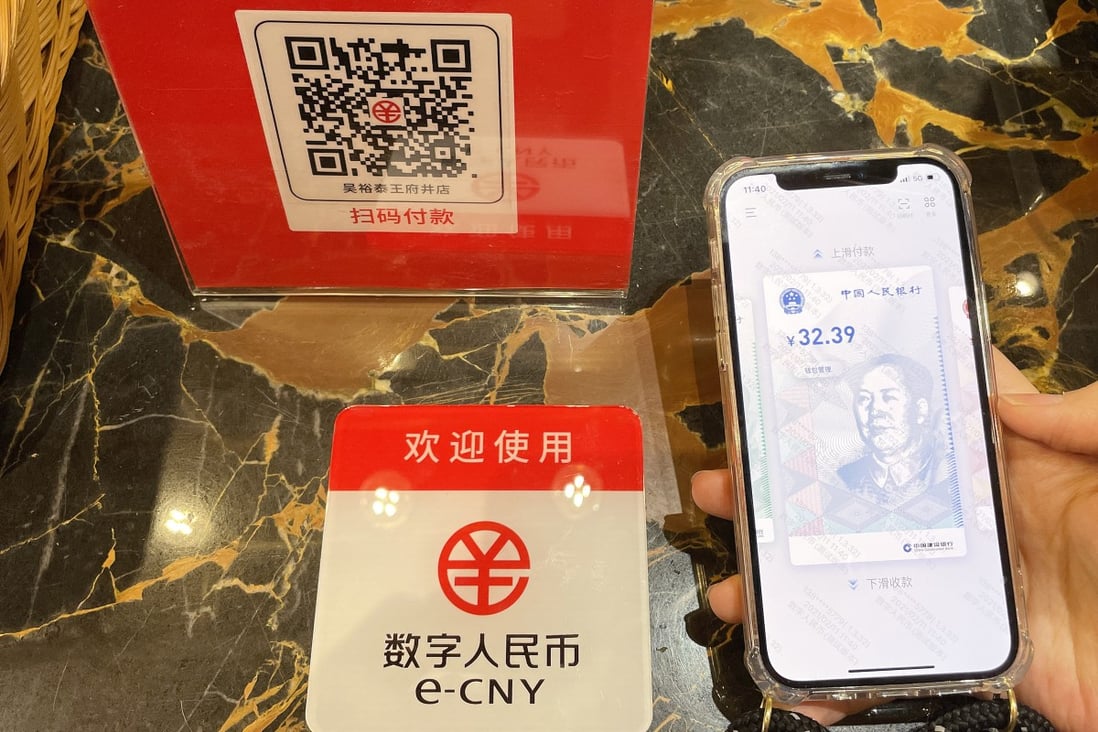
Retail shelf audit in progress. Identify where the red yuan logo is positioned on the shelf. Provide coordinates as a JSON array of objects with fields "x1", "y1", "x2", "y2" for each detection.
[
  {"x1": 371, "y1": 99, "x2": 403, "y2": 125},
  {"x1": 438, "y1": 521, "x2": 531, "y2": 616}
]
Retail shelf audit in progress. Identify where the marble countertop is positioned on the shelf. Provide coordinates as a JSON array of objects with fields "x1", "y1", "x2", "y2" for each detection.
[{"x1": 1, "y1": 2, "x2": 1095, "y2": 730}]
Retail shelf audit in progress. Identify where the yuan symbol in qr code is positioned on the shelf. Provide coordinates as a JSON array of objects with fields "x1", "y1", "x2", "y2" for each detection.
[{"x1": 286, "y1": 35, "x2": 476, "y2": 179}]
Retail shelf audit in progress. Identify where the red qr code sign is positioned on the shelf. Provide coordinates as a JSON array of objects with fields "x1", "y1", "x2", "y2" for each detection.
[
  {"x1": 438, "y1": 521, "x2": 531, "y2": 616},
  {"x1": 371, "y1": 99, "x2": 403, "y2": 125}
]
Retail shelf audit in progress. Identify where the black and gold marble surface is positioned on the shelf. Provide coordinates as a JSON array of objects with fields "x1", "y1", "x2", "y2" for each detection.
[{"x1": 1, "y1": 1, "x2": 1096, "y2": 730}]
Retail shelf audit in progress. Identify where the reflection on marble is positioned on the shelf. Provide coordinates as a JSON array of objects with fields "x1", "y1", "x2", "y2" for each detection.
[{"x1": 0, "y1": 2, "x2": 1095, "y2": 730}]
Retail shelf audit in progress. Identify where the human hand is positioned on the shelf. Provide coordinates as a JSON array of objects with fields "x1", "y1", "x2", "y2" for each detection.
[{"x1": 692, "y1": 349, "x2": 1098, "y2": 730}]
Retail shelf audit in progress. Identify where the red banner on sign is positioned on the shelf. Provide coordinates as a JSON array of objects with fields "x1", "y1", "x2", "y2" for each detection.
[{"x1": 329, "y1": 405, "x2": 642, "y2": 492}]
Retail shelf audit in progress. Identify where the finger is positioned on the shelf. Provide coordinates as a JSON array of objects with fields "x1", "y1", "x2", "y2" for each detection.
[
  {"x1": 997, "y1": 380, "x2": 1098, "y2": 455},
  {"x1": 691, "y1": 469, "x2": 736, "y2": 520},
  {"x1": 795, "y1": 699, "x2": 877, "y2": 727},
  {"x1": 706, "y1": 574, "x2": 744, "y2": 625},
  {"x1": 991, "y1": 347, "x2": 1038, "y2": 395}
]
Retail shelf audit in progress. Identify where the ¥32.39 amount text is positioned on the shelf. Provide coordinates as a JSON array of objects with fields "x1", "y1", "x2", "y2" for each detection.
[{"x1": 786, "y1": 326, "x2": 856, "y2": 346}]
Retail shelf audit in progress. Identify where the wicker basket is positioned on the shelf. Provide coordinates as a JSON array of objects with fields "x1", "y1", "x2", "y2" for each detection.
[{"x1": 0, "y1": 0, "x2": 86, "y2": 372}]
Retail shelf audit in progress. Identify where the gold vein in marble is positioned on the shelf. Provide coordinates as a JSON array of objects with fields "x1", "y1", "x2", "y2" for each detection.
[
  {"x1": 217, "y1": 640, "x2": 309, "y2": 732},
  {"x1": 1, "y1": 487, "x2": 324, "y2": 643},
  {"x1": 654, "y1": 0, "x2": 1044, "y2": 77},
  {"x1": 0, "y1": 497, "x2": 104, "y2": 560}
]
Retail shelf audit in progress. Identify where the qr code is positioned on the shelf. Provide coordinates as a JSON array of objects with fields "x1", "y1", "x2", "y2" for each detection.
[
  {"x1": 286, "y1": 35, "x2": 476, "y2": 179},
  {"x1": 241, "y1": 12, "x2": 516, "y2": 231}
]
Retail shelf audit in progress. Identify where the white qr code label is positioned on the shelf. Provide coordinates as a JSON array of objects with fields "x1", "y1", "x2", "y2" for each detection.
[{"x1": 237, "y1": 11, "x2": 517, "y2": 233}]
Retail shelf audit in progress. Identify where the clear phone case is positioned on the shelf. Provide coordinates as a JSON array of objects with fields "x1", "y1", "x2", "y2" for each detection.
[{"x1": 703, "y1": 145, "x2": 1032, "y2": 705}]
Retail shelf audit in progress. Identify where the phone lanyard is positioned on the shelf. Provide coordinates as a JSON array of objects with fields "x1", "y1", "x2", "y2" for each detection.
[{"x1": 725, "y1": 696, "x2": 1054, "y2": 732}]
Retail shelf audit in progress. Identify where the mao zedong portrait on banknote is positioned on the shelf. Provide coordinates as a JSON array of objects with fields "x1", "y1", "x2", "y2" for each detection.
[{"x1": 831, "y1": 354, "x2": 955, "y2": 531}]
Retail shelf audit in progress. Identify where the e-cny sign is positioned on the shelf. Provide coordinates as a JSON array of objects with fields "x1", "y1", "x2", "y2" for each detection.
[
  {"x1": 439, "y1": 521, "x2": 530, "y2": 615},
  {"x1": 311, "y1": 406, "x2": 651, "y2": 731}
]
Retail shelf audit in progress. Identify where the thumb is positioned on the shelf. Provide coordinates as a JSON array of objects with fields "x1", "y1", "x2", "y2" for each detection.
[{"x1": 998, "y1": 380, "x2": 1098, "y2": 456}]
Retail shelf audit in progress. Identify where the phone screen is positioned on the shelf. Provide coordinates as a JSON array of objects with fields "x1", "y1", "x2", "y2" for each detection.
[{"x1": 718, "y1": 159, "x2": 1018, "y2": 688}]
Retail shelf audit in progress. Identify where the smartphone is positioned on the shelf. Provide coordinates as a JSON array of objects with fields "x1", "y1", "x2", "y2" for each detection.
[{"x1": 704, "y1": 146, "x2": 1030, "y2": 703}]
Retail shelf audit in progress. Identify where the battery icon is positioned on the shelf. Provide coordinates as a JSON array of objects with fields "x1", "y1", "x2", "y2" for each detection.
[{"x1": 927, "y1": 174, "x2": 935, "y2": 179}]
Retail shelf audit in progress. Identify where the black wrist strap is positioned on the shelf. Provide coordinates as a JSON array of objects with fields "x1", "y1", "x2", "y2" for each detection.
[
  {"x1": 725, "y1": 698, "x2": 1055, "y2": 732},
  {"x1": 922, "y1": 699, "x2": 1054, "y2": 732}
]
